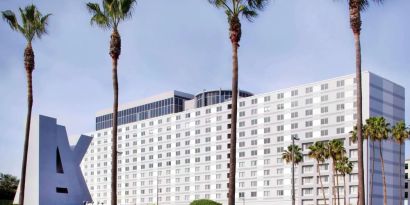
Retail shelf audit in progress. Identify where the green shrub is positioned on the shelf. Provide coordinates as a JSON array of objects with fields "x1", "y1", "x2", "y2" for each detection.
[{"x1": 190, "y1": 199, "x2": 222, "y2": 205}]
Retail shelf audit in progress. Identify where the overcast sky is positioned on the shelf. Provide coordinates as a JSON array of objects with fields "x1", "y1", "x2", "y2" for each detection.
[{"x1": 0, "y1": 0, "x2": 409, "y2": 176}]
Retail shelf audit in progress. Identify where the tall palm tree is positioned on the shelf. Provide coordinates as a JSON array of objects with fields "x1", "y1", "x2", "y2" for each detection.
[
  {"x1": 1, "y1": 5, "x2": 51, "y2": 205},
  {"x1": 86, "y1": 1, "x2": 136, "y2": 205},
  {"x1": 325, "y1": 140, "x2": 346, "y2": 205},
  {"x1": 282, "y1": 144, "x2": 303, "y2": 205},
  {"x1": 207, "y1": 1, "x2": 268, "y2": 204},
  {"x1": 371, "y1": 117, "x2": 390, "y2": 205},
  {"x1": 308, "y1": 142, "x2": 328, "y2": 204},
  {"x1": 346, "y1": 1, "x2": 384, "y2": 204},
  {"x1": 391, "y1": 120, "x2": 408, "y2": 204},
  {"x1": 335, "y1": 156, "x2": 353, "y2": 205}
]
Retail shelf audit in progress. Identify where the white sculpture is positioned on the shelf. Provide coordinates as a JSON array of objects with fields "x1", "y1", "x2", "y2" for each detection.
[{"x1": 14, "y1": 115, "x2": 92, "y2": 205}]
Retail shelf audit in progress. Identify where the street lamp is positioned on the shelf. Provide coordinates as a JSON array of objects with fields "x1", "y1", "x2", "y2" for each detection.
[{"x1": 291, "y1": 135, "x2": 300, "y2": 205}]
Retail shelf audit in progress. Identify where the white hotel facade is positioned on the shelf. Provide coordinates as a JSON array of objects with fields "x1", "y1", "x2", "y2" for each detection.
[{"x1": 81, "y1": 72, "x2": 405, "y2": 205}]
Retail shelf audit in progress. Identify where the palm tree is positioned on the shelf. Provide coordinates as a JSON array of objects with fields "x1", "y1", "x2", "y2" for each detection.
[
  {"x1": 86, "y1": 1, "x2": 136, "y2": 205},
  {"x1": 335, "y1": 157, "x2": 353, "y2": 205},
  {"x1": 207, "y1": 1, "x2": 268, "y2": 204},
  {"x1": 325, "y1": 140, "x2": 346, "y2": 205},
  {"x1": 371, "y1": 117, "x2": 390, "y2": 205},
  {"x1": 346, "y1": 1, "x2": 384, "y2": 204},
  {"x1": 1, "y1": 5, "x2": 51, "y2": 205},
  {"x1": 282, "y1": 144, "x2": 303, "y2": 205},
  {"x1": 308, "y1": 142, "x2": 328, "y2": 205},
  {"x1": 352, "y1": 119, "x2": 377, "y2": 205},
  {"x1": 392, "y1": 120, "x2": 408, "y2": 204}
]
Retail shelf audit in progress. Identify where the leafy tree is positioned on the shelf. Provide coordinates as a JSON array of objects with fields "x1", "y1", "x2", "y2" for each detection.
[
  {"x1": 392, "y1": 120, "x2": 409, "y2": 204},
  {"x1": 1, "y1": 5, "x2": 51, "y2": 205},
  {"x1": 0, "y1": 173, "x2": 19, "y2": 200},
  {"x1": 190, "y1": 199, "x2": 222, "y2": 205},
  {"x1": 86, "y1": 1, "x2": 137, "y2": 204},
  {"x1": 308, "y1": 142, "x2": 328, "y2": 204},
  {"x1": 207, "y1": 1, "x2": 268, "y2": 204}
]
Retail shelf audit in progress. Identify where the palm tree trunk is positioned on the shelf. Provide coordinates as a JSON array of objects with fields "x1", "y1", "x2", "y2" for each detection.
[
  {"x1": 228, "y1": 16, "x2": 241, "y2": 205},
  {"x1": 349, "y1": 1, "x2": 365, "y2": 204},
  {"x1": 369, "y1": 140, "x2": 375, "y2": 205},
  {"x1": 332, "y1": 163, "x2": 337, "y2": 205},
  {"x1": 317, "y1": 162, "x2": 327, "y2": 205},
  {"x1": 19, "y1": 42, "x2": 35, "y2": 205},
  {"x1": 110, "y1": 28, "x2": 121, "y2": 205},
  {"x1": 227, "y1": 31, "x2": 239, "y2": 205},
  {"x1": 399, "y1": 144, "x2": 403, "y2": 205},
  {"x1": 343, "y1": 174, "x2": 347, "y2": 205},
  {"x1": 379, "y1": 141, "x2": 387, "y2": 205},
  {"x1": 336, "y1": 170, "x2": 340, "y2": 205}
]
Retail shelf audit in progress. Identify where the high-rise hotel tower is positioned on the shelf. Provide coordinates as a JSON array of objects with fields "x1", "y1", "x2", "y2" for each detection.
[{"x1": 81, "y1": 72, "x2": 405, "y2": 205}]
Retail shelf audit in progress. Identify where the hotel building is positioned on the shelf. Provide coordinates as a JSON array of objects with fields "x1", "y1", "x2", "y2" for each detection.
[{"x1": 81, "y1": 71, "x2": 405, "y2": 205}]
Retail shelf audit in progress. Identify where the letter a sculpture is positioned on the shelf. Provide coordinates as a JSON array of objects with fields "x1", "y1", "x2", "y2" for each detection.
[{"x1": 14, "y1": 115, "x2": 92, "y2": 205}]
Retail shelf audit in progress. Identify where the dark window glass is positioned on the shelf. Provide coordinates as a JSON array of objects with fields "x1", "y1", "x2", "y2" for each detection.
[{"x1": 56, "y1": 187, "x2": 68, "y2": 194}]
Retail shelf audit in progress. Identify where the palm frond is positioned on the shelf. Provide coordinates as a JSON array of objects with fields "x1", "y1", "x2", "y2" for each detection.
[
  {"x1": 3, "y1": 5, "x2": 50, "y2": 42},
  {"x1": 119, "y1": 0, "x2": 137, "y2": 20},
  {"x1": 239, "y1": 5, "x2": 257, "y2": 22},
  {"x1": 87, "y1": 2, "x2": 110, "y2": 28},
  {"x1": 1, "y1": 10, "x2": 20, "y2": 31},
  {"x1": 247, "y1": 0, "x2": 269, "y2": 10},
  {"x1": 35, "y1": 13, "x2": 51, "y2": 39}
]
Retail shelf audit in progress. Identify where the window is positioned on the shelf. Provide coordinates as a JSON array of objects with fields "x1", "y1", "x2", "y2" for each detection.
[
  {"x1": 321, "y1": 130, "x2": 328, "y2": 136},
  {"x1": 337, "y1": 127, "x2": 345, "y2": 134},
  {"x1": 277, "y1": 93, "x2": 284, "y2": 99},
  {"x1": 305, "y1": 121, "x2": 313, "y2": 127},
  {"x1": 336, "y1": 116, "x2": 345, "y2": 122},
  {"x1": 305, "y1": 109, "x2": 313, "y2": 116},
  {"x1": 305, "y1": 132, "x2": 313, "y2": 138},
  {"x1": 291, "y1": 101, "x2": 298, "y2": 107},
  {"x1": 321, "y1": 118, "x2": 328, "y2": 125},
  {"x1": 56, "y1": 187, "x2": 68, "y2": 194},
  {"x1": 305, "y1": 98, "x2": 313, "y2": 105},
  {"x1": 337, "y1": 104, "x2": 345, "y2": 111},
  {"x1": 291, "y1": 112, "x2": 298, "y2": 118},
  {"x1": 321, "y1": 107, "x2": 328, "y2": 113},
  {"x1": 277, "y1": 190, "x2": 284, "y2": 196},
  {"x1": 277, "y1": 136, "x2": 284, "y2": 142},
  {"x1": 337, "y1": 80, "x2": 345, "y2": 87},
  {"x1": 251, "y1": 98, "x2": 258, "y2": 104},
  {"x1": 291, "y1": 90, "x2": 298, "y2": 96},
  {"x1": 291, "y1": 123, "x2": 298, "y2": 129},
  {"x1": 264, "y1": 96, "x2": 271, "y2": 102},
  {"x1": 277, "y1": 103, "x2": 284, "y2": 110},
  {"x1": 321, "y1": 83, "x2": 328, "y2": 90},
  {"x1": 336, "y1": 92, "x2": 345, "y2": 99},
  {"x1": 306, "y1": 87, "x2": 313, "y2": 93},
  {"x1": 321, "y1": 95, "x2": 328, "y2": 102},
  {"x1": 277, "y1": 114, "x2": 284, "y2": 121}
]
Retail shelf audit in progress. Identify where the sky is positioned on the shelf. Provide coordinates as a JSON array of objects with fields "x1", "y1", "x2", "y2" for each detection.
[{"x1": 0, "y1": 0, "x2": 409, "y2": 176}]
